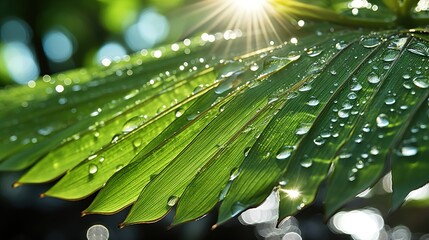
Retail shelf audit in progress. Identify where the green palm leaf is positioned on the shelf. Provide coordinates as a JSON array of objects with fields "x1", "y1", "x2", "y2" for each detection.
[{"x1": 1, "y1": 0, "x2": 429, "y2": 231}]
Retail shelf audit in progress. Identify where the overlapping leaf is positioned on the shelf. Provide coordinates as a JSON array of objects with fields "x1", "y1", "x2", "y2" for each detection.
[{"x1": 0, "y1": 24, "x2": 428, "y2": 229}]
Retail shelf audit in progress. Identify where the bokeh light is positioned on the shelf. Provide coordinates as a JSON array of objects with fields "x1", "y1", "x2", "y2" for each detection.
[
  {"x1": 1, "y1": 42, "x2": 39, "y2": 84},
  {"x1": 42, "y1": 29, "x2": 75, "y2": 63}
]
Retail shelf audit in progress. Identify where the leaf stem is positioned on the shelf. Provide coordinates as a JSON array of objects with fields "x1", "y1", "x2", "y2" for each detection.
[{"x1": 273, "y1": 0, "x2": 395, "y2": 28}]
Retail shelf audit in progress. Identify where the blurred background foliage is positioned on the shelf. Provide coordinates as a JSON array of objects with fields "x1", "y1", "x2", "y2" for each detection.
[{"x1": 0, "y1": 0, "x2": 215, "y2": 86}]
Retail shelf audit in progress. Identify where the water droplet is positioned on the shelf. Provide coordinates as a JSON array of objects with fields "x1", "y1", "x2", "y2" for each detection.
[
  {"x1": 383, "y1": 50, "x2": 399, "y2": 62},
  {"x1": 187, "y1": 112, "x2": 200, "y2": 121},
  {"x1": 286, "y1": 51, "x2": 301, "y2": 61},
  {"x1": 287, "y1": 91, "x2": 299, "y2": 99},
  {"x1": 175, "y1": 108, "x2": 183, "y2": 118},
  {"x1": 276, "y1": 146, "x2": 295, "y2": 160},
  {"x1": 88, "y1": 164, "x2": 98, "y2": 175},
  {"x1": 313, "y1": 136, "x2": 325, "y2": 146},
  {"x1": 115, "y1": 164, "x2": 124, "y2": 172},
  {"x1": 250, "y1": 63, "x2": 259, "y2": 71},
  {"x1": 351, "y1": 82, "x2": 362, "y2": 91},
  {"x1": 348, "y1": 168, "x2": 358, "y2": 181},
  {"x1": 88, "y1": 154, "x2": 97, "y2": 161},
  {"x1": 167, "y1": 196, "x2": 178, "y2": 207},
  {"x1": 399, "y1": 145, "x2": 418, "y2": 156},
  {"x1": 122, "y1": 116, "x2": 146, "y2": 133},
  {"x1": 384, "y1": 96, "x2": 396, "y2": 105},
  {"x1": 307, "y1": 97, "x2": 320, "y2": 106},
  {"x1": 360, "y1": 37, "x2": 382, "y2": 48},
  {"x1": 230, "y1": 167, "x2": 240, "y2": 180},
  {"x1": 244, "y1": 147, "x2": 251, "y2": 157},
  {"x1": 299, "y1": 83, "x2": 312, "y2": 92},
  {"x1": 388, "y1": 37, "x2": 408, "y2": 50},
  {"x1": 407, "y1": 42, "x2": 429, "y2": 56},
  {"x1": 219, "y1": 181, "x2": 232, "y2": 201},
  {"x1": 338, "y1": 109, "x2": 350, "y2": 118},
  {"x1": 347, "y1": 92, "x2": 358, "y2": 100},
  {"x1": 356, "y1": 160, "x2": 365, "y2": 169},
  {"x1": 86, "y1": 224, "x2": 109, "y2": 240},
  {"x1": 99, "y1": 157, "x2": 105, "y2": 163},
  {"x1": 306, "y1": 46, "x2": 323, "y2": 57},
  {"x1": 192, "y1": 85, "x2": 204, "y2": 95},
  {"x1": 215, "y1": 71, "x2": 244, "y2": 94},
  {"x1": 367, "y1": 72, "x2": 380, "y2": 84},
  {"x1": 111, "y1": 134, "x2": 120, "y2": 143},
  {"x1": 412, "y1": 76, "x2": 429, "y2": 89},
  {"x1": 376, "y1": 113, "x2": 389, "y2": 128},
  {"x1": 370, "y1": 146, "x2": 380, "y2": 155},
  {"x1": 300, "y1": 158, "x2": 313, "y2": 168},
  {"x1": 335, "y1": 41, "x2": 348, "y2": 50},
  {"x1": 133, "y1": 138, "x2": 142, "y2": 148},
  {"x1": 231, "y1": 202, "x2": 247, "y2": 217},
  {"x1": 296, "y1": 123, "x2": 312, "y2": 135}
]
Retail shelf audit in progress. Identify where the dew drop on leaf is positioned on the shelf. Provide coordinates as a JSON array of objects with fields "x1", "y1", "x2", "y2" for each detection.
[
  {"x1": 384, "y1": 96, "x2": 396, "y2": 105},
  {"x1": 286, "y1": 51, "x2": 301, "y2": 61},
  {"x1": 133, "y1": 138, "x2": 142, "y2": 148},
  {"x1": 231, "y1": 202, "x2": 247, "y2": 217},
  {"x1": 167, "y1": 196, "x2": 178, "y2": 207},
  {"x1": 306, "y1": 46, "x2": 323, "y2": 57},
  {"x1": 407, "y1": 42, "x2": 429, "y2": 56},
  {"x1": 351, "y1": 82, "x2": 363, "y2": 91},
  {"x1": 295, "y1": 123, "x2": 312, "y2": 135},
  {"x1": 376, "y1": 113, "x2": 389, "y2": 128},
  {"x1": 229, "y1": 167, "x2": 240, "y2": 180},
  {"x1": 313, "y1": 136, "x2": 325, "y2": 146},
  {"x1": 335, "y1": 41, "x2": 348, "y2": 50},
  {"x1": 276, "y1": 146, "x2": 295, "y2": 160},
  {"x1": 412, "y1": 76, "x2": 429, "y2": 89},
  {"x1": 307, "y1": 97, "x2": 320, "y2": 106},
  {"x1": 367, "y1": 72, "x2": 380, "y2": 84},
  {"x1": 383, "y1": 50, "x2": 399, "y2": 62},
  {"x1": 300, "y1": 158, "x2": 313, "y2": 168},
  {"x1": 360, "y1": 37, "x2": 382, "y2": 48},
  {"x1": 399, "y1": 145, "x2": 418, "y2": 157},
  {"x1": 88, "y1": 164, "x2": 98, "y2": 175},
  {"x1": 122, "y1": 116, "x2": 146, "y2": 133}
]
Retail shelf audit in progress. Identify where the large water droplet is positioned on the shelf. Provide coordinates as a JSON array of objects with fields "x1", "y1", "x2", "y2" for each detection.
[
  {"x1": 338, "y1": 109, "x2": 350, "y2": 118},
  {"x1": 286, "y1": 51, "x2": 301, "y2": 61},
  {"x1": 86, "y1": 224, "x2": 109, "y2": 240},
  {"x1": 215, "y1": 71, "x2": 244, "y2": 94},
  {"x1": 300, "y1": 158, "x2": 313, "y2": 168},
  {"x1": 231, "y1": 202, "x2": 247, "y2": 217},
  {"x1": 122, "y1": 115, "x2": 146, "y2": 133},
  {"x1": 383, "y1": 50, "x2": 399, "y2": 62},
  {"x1": 384, "y1": 96, "x2": 396, "y2": 105},
  {"x1": 219, "y1": 181, "x2": 232, "y2": 201},
  {"x1": 313, "y1": 136, "x2": 325, "y2": 146},
  {"x1": 360, "y1": 37, "x2": 382, "y2": 48},
  {"x1": 412, "y1": 76, "x2": 429, "y2": 89},
  {"x1": 399, "y1": 145, "x2": 418, "y2": 156},
  {"x1": 407, "y1": 42, "x2": 429, "y2": 56},
  {"x1": 276, "y1": 146, "x2": 295, "y2": 160},
  {"x1": 167, "y1": 196, "x2": 178, "y2": 207},
  {"x1": 299, "y1": 83, "x2": 312, "y2": 92},
  {"x1": 296, "y1": 123, "x2": 312, "y2": 135},
  {"x1": 367, "y1": 72, "x2": 380, "y2": 84},
  {"x1": 88, "y1": 164, "x2": 98, "y2": 175},
  {"x1": 307, "y1": 97, "x2": 320, "y2": 107},
  {"x1": 351, "y1": 82, "x2": 363, "y2": 91},
  {"x1": 335, "y1": 41, "x2": 348, "y2": 50},
  {"x1": 306, "y1": 46, "x2": 323, "y2": 57},
  {"x1": 376, "y1": 113, "x2": 389, "y2": 128},
  {"x1": 229, "y1": 167, "x2": 240, "y2": 180}
]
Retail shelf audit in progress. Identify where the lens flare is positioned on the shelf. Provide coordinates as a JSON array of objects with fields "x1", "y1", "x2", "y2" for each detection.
[{"x1": 230, "y1": 0, "x2": 268, "y2": 13}]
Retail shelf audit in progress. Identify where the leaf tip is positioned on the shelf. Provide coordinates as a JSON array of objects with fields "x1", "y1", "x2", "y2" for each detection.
[
  {"x1": 12, "y1": 182, "x2": 22, "y2": 188},
  {"x1": 40, "y1": 193, "x2": 46, "y2": 198},
  {"x1": 118, "y1": 222, "x2": 127, "y2": 229}
]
